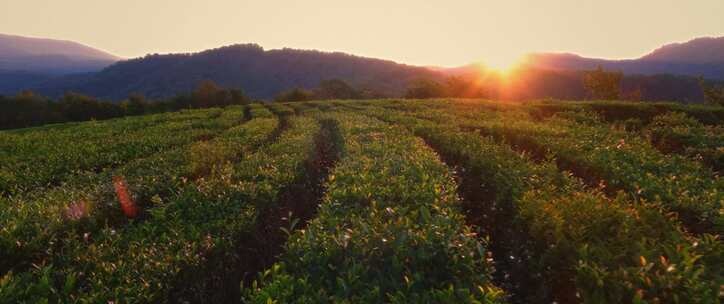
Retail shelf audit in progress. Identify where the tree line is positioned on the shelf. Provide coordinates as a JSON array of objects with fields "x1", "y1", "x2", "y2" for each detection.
[
  {"x1": 0, "y1": 81, "x2": 250, "y2": 130},
  {"x1": 403, "y1": 65, "x2": 724, "y2": 106},
  {"x1": 3, "y1": 72, "x2": 722, "y2": 130},
  {"x1": 0, "y1": 78, "x2": 383, "y2": 130},
  {"x1": 273, "y1": 79, "x2": 386, "y2": 102}
]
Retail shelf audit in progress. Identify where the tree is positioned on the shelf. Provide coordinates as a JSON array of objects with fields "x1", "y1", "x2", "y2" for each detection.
[
  {"x1": 192, "y1": 80, "x2": 224, "y2": 108},
  {"x1": 0, "y1": 91, "x2": 58, "y2": 129},
  {"x1": 230, "y1": 89, "x2": 250, "y2": 105},
  {"x1": 57, "y1": 92, "x2": 121, "y2": 121},
  {"x1": 190, "y1": 80, "x2": 250, "y2": 108},
  {"x1": 405, "y1": 79, "x2": 446, "y2": 99},
  {"x1": 699, "y1": 77, "x2": 724, "y2": 106},
  {"x1": 120, "y1": 94, "x2": 149, "y2": 115},
  {"x1": 274, "y1": 88, "x2": 314, "y2": 102},
  {"x1": 445, "y1": 76, "x2": 488, "y2": 98},
  {"x1": 316, "y1": 79, "x2": 360, "y2": 100},
  {"x1": 0, "y1": 82, "x2": 253, "y2": 130},
  {"x1": 622, "y1": 87, "x2": 643, "y2": 102},
  {"x1": 583, "y1": 66, "x2": 623, "y2": 100}
]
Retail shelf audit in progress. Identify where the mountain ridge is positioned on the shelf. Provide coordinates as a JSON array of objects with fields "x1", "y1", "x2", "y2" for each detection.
[
  {"x1": 522, "y1": 36, "x2": 724, "y2": 79},
  {"x1": 0, "y1": 33, "x2": 120, "y2": 75},
  {"x1": 640, "y1": 36, "x2": 724, "y2": 63},
  {"x1": 1, "y1": 34, "x2": 722, "y2": 101},
  {"x1": 28, "y1": 43, "x2": 443, "y2": 100}
]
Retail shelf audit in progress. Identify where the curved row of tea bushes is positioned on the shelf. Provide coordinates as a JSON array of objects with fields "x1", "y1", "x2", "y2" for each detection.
[
  {"x1": 0, "y1": 107, "x2": 244, "y2": 196},
  {"x1": 0, "y1": 116, "x2": 320, "y2": 303},
  {"x1": 0, "y1": 108, "x2": 263, "y2": 259},
  {"x1": 305, "y1": 101, "x2": 335, "y2": 112},
  {"x1": 264, "y1": 103, "x2": 296, "y2": 117},
  {"x1": 0, "y1": 113, "x2": 277, "y2": 279},
  {"x1": 0, "y1": 105, "x2": 215, "y2": 149},
  {"x1": 245, "y1": 113, "x2": 504, "y2": 303},
  {"x1": 528, "y1": 100, "x2": 724, "y2": 126},
  {"x1": 248, "y1": 104, "x2": 274, "y2": 118},
  {"x1": 368, "y1": 108, "x2": 722, "y2": 303},
  {"x1": 644, "y1": 112, "x2": 724, "y2": 174},
  {"x1": 0, "y1": 107, "x2": 262, "y2": 269},
  {"x1": 284, "y1": 102, "x2": 322, "y2": 115},
  {"x1": 390, "y1": 101, "x2": 723, "y2": 235}
]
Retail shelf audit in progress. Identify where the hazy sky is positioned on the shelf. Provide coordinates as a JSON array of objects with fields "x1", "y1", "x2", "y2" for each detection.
[{"x1": 1, "y1": 0, "x2": 722, "y2": 68}]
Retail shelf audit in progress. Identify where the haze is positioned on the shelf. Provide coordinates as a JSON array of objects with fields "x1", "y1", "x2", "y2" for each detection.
[{"x1": 1, "y1": 0, "x2": 722, "y2": 68}]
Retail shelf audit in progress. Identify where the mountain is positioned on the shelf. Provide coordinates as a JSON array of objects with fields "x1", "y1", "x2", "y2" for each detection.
[
  {"x1": 0, "y1": 33, "x2": 120, "y2": 75},
  {"x1": 524, "y1": 37, "x2": 724, "y2": 80},
  {"x1": 0, "y1": 71, "x2": 53, "y2": 93},
  {"x1": 641, "y1": 37, "x2": 724, "y2": 64},
  {"x1": 28, "y1": 44, "x2": 444, "y2": 100},
  {"x1": 1, "y1": 36, "x2": 719, "y2": 102}
]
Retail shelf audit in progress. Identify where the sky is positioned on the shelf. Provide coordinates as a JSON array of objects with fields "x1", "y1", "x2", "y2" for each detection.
[{"x1": 1, "y1": 0, "x2": 723, "y2": 68}]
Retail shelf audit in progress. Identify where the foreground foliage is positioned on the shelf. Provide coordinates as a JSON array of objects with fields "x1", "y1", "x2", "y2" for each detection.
[
  {"x1": 246, "y1": 113, "x2": 502, "y2": 303},
  {"x1": 1, "y1": 99, "x2": 721, "y2": 303}
]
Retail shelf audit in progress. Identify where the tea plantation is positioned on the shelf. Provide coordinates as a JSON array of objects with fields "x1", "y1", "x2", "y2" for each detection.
[{"x1": 0, "y1": 100, "x2": 721, "y2": 303}]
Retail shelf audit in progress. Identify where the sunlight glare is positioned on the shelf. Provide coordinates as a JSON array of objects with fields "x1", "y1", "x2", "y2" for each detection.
[{"x1": 481, "y1": 53, "x2": 526, "y2": 74}]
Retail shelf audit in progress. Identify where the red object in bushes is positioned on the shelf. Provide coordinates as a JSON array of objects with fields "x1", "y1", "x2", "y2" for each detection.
[{"x1": 113, "y1": 176, "x2": 138, "y2": 218}]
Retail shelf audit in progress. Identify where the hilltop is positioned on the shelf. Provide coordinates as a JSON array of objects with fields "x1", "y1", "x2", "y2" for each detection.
[
  {"x1": 524, "y1": 36, "x2": 724, "y2": 80},
  {"x1": 0, "y1": 33, "x2": 120, "y2": 75}
]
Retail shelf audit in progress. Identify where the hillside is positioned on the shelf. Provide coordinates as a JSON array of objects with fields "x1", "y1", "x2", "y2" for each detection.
[
  {"x1": 0, "y1": 33, "x2": 120, "y2": 75},
  {"x1": 29, "y1": 44, "x2": 444, "y2": 100},
  {"x1": 524, "y1": 36, "x2": 724, "y2": 80},
  {"x1": 641, "y1": 36, "x2": 724, "y2": 64},
  {"x1": 1, "y1": 37, "x2": 720, "y2": 102}
]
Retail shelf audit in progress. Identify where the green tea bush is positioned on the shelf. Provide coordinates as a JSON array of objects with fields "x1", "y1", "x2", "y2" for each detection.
[
  {"x1": 245, "y1": 113, "x2": 504, "y2": 303},
  {"x1": 188, "y1": 141, "x2": 233, "y2": 178},
  {"x1": 0, "y1": 116, "x2": 316, "y2": 302},
  {"x1": 0, "y1": 112, "x2": 276, "y2": 288},
  {"x1": 646, "y1": 112, "x2": 723, "y2": 173},
  {"x1": 365, "y1": 106, "x2": 722, "y2": 303},
  {"x1": 410, "y1": 103, "x2": 722, "y2": 235}
]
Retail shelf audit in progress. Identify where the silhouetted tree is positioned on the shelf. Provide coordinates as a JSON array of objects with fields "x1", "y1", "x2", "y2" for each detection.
[
  {"x1": 57, "y1": 92, "x2": 122, "y2": 121},
  {"x1": 445, "y1": 76, "x2": 489, "y2": 98},
  {"x1": 120, "y1": 94, "x2": 149, "y2": 115},
  {"x1": 190, "y1": 80, "x2": 250, "y2": 107},
  {"x1": 583, "y1": 66, "x2": 623, "y2": 100},
  {"x1": 274, "y1": 88, "x2": 314, "y2": 102},
  {"x1": 0, "y1": 82, "x2": 253, "y2": 130},
  {"x1": 192, "y1": 80, "x2": 224, "y2": 108},
  {"x1": 699, "y1": 77, "x2": 724, "y2": 106},
  {"x1": 622, "y1": 87, "x2": 643, "y2": 102},
  {"x1": 0, "y1": 91, "x2": 59, "y2": 129},
  {"x1": 230, "y1": 89, "x2": 251, "y2": 105},
  {"x1": 405, "y1": 79, "x2": 446, "y2": 99},
  {"x1": 316, "y1": 79, "x2": 360, "y2": 99}
]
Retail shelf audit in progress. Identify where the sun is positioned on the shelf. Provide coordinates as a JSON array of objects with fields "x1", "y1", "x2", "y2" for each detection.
[{"x1": 481, "y1": 53, "x2": 526, "y2": 74}]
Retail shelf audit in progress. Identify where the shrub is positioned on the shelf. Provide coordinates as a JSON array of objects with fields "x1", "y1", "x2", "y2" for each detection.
[
  {"x1": 188, "y1": 141, "x2": 233, "y2": 178},
  {"x1": 405, "y1": 79, "x2": 446, "y2": 99},
  {"x1": 274, "y1": 88, "x2": 314, "y2": 102}
]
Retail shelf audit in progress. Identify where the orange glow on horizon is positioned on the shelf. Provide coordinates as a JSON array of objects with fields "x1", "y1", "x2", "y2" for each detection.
[
  {"x1": 476, "y1": 53, "x2": 528, "y2": 75},
  {"x1": 463, "y1": 61, "x2": 532, "y2": 101}
]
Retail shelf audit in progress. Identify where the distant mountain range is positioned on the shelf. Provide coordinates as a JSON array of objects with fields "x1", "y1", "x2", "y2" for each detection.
[
  {"x1": 0, "y1": 34, "x2": 722, "y2": 101},
  {"x1": 522, "y1": 37, "x2": 724, "y2": 80},
  {"x1": 23, "y1": 44, "x2": 442, "y2": 100},
  {"x1": 0, "y1": 33, "x2": 120, "y2": 95},
  {"x1": 0, "y1": 33, "x2": 120, "y2": 75},
  {"x1": 642, "y1": 37, "x2": 724, "y2": 63}
]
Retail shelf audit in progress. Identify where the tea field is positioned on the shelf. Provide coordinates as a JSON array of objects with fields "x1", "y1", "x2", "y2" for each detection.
[{"x1": 0, "y1": 100, "x2": 722, "y2": 303}]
